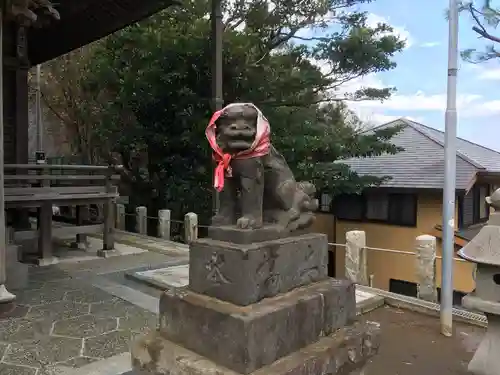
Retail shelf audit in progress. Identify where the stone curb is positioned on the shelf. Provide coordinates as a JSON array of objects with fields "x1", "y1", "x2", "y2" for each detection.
[
  {"x1": 126, "y1": 270, "x2": 178, "y2": 291},
  {"x1": 356, "y1": 294, "x2": 385, "y2": 316},
  {"x1": 89, "y1": 230, "x2": 189, "y2": 257},
  {"x1": 356, "y1": 285, "x2": 487, "y2": 328},
  {"x1": 124, "y1": 260, "x2": 190, "y2": 290}
]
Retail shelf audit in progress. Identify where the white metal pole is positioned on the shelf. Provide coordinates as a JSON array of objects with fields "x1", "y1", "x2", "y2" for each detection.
[
  {"x1": 441, "y1": 0, "x2": 459, "y2": 337},
  {"x1": 36, "y1": 64, "x2": 42, "y2": 152},
  {"x1": 0, "y1": 6, "x2": 15, "y2": 302}
]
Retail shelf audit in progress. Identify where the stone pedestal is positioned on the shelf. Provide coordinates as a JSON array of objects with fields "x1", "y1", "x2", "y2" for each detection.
[
  {"x1": 131, "y1": 230, "x2": 381, "y2": 375},
  {"x1": 189, "y1": 233, "x2": 328, "y2": 305}
]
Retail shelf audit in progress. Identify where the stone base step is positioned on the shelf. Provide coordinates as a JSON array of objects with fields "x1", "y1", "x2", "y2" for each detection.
[
  {"x1": 159, "y1": 279, "x2": 355, "y2": 374},
  {"x1": 132, "y1": 321, "x2": 380, "y2": 375}
]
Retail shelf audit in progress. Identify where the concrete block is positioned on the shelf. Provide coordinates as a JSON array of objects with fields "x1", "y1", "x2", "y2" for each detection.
[
  {"x1": 132, "y1": 320, "x2": 380, "y2": 375},
  {"x1": 189, "y1": 233, "x2": 328, "y2": 306},
  {"x1": 159, "y1": 279, "x2": 355, "y2": 374}
]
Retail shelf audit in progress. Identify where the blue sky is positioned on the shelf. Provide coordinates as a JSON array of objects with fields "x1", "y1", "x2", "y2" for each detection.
[{"x1": 319, "y1": 0, "x2": 500, "y2": 151}]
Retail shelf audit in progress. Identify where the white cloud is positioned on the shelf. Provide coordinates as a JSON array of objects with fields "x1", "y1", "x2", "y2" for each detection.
[
  {"x1": 353, "y1": 91, "x2": 482, "y2": 112},
  {"x1": 420, "y1": 41, "x2": 440, "y2": 48},
  {"x1": 336, "y1": 73, "x2": 500, "y2": 123},
  {"x1": 356, "y1": 112, "x2": 424, "y2": 126},
  {"x1": 352, "y1": 90, "x2": 500, "y2": 118},
  {"x1": 478, "y1": 67, "x2": 500, "y2": 80},
  {"x1": 337, "y1": 73, "x2": 387, "y2": 94},
  {"x1": 365, "y1": 13, "x2": 413, "y2": 48},
  {"x1": 472, "y1": 99, "x2": 500, "y2": 115},
  {"x1": 309, "y1": 58, "x2": 331, "y2": 75}
]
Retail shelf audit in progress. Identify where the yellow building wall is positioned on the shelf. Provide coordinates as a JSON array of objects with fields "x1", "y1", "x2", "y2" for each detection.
[{"x1": 313, "y1": 192, "x2": 476, "y2": 294}]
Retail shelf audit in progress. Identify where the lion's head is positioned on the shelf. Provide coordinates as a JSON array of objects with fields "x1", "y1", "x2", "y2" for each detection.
[{"x1": 215, "y1": 104, "x2": 258, "y2": 153}]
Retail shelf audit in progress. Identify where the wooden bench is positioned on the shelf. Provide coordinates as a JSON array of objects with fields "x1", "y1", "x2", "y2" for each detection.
[{"x1": 4, "y1": 164, "x2": 120, "y2": 264}]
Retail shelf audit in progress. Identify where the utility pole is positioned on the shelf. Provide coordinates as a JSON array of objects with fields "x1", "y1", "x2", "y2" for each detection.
[
  {"x1": 441, "y1": 0, "x2": 459, "y2": 337},
  {"x1": 211, "y1": 0, "x2": 223, "y2": 214},
  {"x1": 35, "y1": 64, "x2": 45, "y2": 164},
  {"x1": 36, "y1": 65, "x2": 42, "y2": 151}
]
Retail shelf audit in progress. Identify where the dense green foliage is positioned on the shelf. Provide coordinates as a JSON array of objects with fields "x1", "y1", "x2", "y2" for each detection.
[
  {"x1": 43, "y1": 0, "x2": 406, "y2": 222},
  {"x1": 460, "y1": 0, "x2": 500, "y2": 62}
]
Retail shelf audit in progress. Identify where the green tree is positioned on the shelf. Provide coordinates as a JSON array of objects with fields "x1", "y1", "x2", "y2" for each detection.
[
  {"x1": 73, "y1": 0, "x2": 405, "y2": 222},
  {"x1": 460, "y1": 0, "x2": 500, "y2": 62},
  {"x1": 34, "y1": 43, "x2": 126, "y2": 165}
]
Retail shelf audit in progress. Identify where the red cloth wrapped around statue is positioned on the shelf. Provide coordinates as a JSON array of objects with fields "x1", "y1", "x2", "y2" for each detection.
[{"x1": 205, "y1": 103, "x2": 271, "y2": 192}]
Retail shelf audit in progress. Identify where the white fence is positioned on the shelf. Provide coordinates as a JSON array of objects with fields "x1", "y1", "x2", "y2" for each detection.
[{"x1": 115, "y1": 204, "x2": 472, "y2": 303}]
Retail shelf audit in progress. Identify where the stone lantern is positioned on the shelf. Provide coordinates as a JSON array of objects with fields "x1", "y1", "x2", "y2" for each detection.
[{"x1": 458, "y1": 187, "x2": 500, "y2": 375}]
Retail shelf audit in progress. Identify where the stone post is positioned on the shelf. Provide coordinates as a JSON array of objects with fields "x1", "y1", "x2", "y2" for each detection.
[
  {"x1": 136, "y1": 206, "x2": 147, "y2": 235},
  {"x1": 116, "y1": 203, "x2": 125, "y2": 231},
  {"x1": 345, "y1": 230, "x2": 368, "y2": 285},
  {"x1": 158, "y1": 209, "x2": 171, "y2": 240},
  {"x1": 184, "y1": 212, "x2": 198, "y2": 243},
  {"x1": 415, "y1": 234, "x2": 437, "y2": 302},
  {"x1": 458, "y1": 188, "x2": 500, "y2": 375}
]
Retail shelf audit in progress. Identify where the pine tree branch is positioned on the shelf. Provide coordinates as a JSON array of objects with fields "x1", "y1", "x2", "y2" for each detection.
[
  {"x1": 472, "y1": 25, "x2": 500, "y2": 43},
  {"x1": 469, "y1": 3, "x2": 500, "y2": 43}
]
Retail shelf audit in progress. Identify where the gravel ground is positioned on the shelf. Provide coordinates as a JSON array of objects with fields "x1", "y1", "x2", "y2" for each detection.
[{"x1": 363, "y1": 306, "x2": 485, "y2": 375}]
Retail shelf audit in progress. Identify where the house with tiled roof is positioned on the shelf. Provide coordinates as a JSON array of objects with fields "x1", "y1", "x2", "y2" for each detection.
[{"x1": 313, "y1": 118, "x2": 500, "y2": 300}]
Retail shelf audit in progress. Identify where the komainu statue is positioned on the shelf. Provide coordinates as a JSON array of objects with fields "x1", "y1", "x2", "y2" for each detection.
[{"x1": 206, "y1": 103, "x2": 318, "y2": 231}]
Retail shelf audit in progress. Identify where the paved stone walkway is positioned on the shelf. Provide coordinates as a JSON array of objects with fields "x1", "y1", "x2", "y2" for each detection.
[{"x1": 0, "y1": 251, "x2": 183, "y2": 375}]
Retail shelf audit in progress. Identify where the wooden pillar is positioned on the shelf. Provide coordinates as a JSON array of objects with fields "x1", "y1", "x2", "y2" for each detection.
[
  {"x1": 37, "y1": 166, "x2": 57, "y2": 266},
  {"x1": 15, "y1": 72, "x2": 28, "y2": 162},
  {"x1": 0, "y1": 9, "x2": 15, "y2": 302},
  {"x1": 14, "y1": 26, "x2": 30, "y2": 231},
  {"x1": 98, "y1": 170, "x2": 116, "y2": 258},
  {"x1": 71, "y1": 205, "x2": 89, "y2": 250}
]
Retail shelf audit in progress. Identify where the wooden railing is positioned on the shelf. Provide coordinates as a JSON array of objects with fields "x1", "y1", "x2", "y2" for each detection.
[{"x1": 4, "y1": 164, "x2": 120, "y2": 264}]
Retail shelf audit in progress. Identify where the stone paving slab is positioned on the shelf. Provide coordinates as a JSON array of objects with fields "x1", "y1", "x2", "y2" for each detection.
[{"x1": 0, "y1": 252, "x2": 177, "y2": 375}]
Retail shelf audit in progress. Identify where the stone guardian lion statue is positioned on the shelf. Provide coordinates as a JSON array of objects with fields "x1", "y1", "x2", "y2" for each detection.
[{"x1": 206, "y1": 103, "x2": 318, "y2": 232}]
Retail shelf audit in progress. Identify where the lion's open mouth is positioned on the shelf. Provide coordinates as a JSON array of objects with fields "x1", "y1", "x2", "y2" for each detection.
[
  {"x1": 227, "y1": 140, "x2": 253, "y2": 150},
  {"x1": 223, "y1": 129, "x2": 256, "y2": 138}
]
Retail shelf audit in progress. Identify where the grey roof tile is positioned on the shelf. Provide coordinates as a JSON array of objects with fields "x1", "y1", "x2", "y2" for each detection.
[{"x1": 339, "y1": 118, "x2": 498, "y2": 190}]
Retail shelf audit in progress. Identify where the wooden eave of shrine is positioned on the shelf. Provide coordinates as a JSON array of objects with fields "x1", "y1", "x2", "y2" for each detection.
[{"x1": 28, "y1": 0, "x2": 179, "y2": 65}]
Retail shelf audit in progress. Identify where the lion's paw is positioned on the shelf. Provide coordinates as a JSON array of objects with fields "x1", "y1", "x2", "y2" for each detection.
[{"x1": 236, "y1": 216, "x2": 262, "y2": 229}]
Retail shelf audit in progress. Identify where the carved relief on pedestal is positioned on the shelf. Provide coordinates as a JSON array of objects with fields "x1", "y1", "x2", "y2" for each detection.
[{"x1": 205, "y1": 252, "x2": 230, "y2": 285}]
